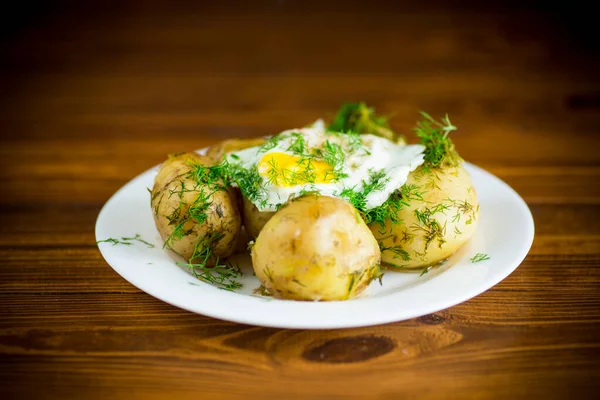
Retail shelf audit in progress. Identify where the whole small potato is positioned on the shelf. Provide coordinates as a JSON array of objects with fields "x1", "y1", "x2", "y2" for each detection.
[
  {"x1": 151, "y1": 153, "x2": 241, "y2": 265},
  {"x1": 242, "y1": 196, "x2": 275, "y2": 239},
  {"x1": 370, "y1": 164, "x2": 479, "y2": 269},
  {"x1": 205, "y1": 137, "x2": 266, "y2": 162},
  {"x1": 252, "y1": 196, "x2": 381, "y2": 301}
]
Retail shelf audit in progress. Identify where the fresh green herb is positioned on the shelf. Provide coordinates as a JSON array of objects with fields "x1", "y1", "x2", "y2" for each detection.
[
  {"x1": 364, "y1": 190, "x2": 405, "y2": 230},
  {"x1": 414, "y1": 112, "x2": 462, "y2": 169},
  {"x1": 258, "y1": 134, "x2": 285, "y2": 153},
  {"x1": 340, "y1": 186, "x2": 367, "y2": 212},
  {"x1": 97, "y1": 234, "x2": 155, "y2": 248},
  {"x1": 446, "y1": 197, "x2": 477, "y2": 225},
  {"x1": 121, "y1": 234, "x2": 155, "y2": 248},
  {"x1": 314, "y1": 140, "x2": 347, "y2": 180},
  {"x1": 287, "y1": 132, "x2": 307, "y2": 155},
  {"x1": 340, "y1": 169, "x2": 390, "y2": 214},
  {"x1": 380, "y1": 243, "x2": 411, "y2": 262},
  {"x1": 328, "y1": 102, "x2": 404, "y2": 143},
  {"x1": 470, "y1": 253, "x2": 490, "y2": 263},
  {"x1": 97, "y1": 237, "x2": 133, "y2": 246},
  {"x1": 228, "y1": 163, "x2": 265, "y2": 204},
  {"x1": 177, "y1": 231, "x2": 243, "y2": 291},
  {"x1": 430, "y1": 203, "x2": 450, "y2": 215},
  {"x1": 400, "y1": 184, "x2": 424, "y2": 203},
  {"x1": 412, "y1": 207, "x2": 447, "y2": 251}
]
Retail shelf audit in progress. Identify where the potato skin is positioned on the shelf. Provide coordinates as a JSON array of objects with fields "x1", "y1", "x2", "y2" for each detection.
[
  {"x1": 370, "y1": 164, "x2": 479, "y2": 269},
  {"x1": 205, "y1": 137, "x2": 266, "y2": 162},
  {"x1": 252, "y1": 196, "x2": 381, "y2": 301},
  {"x1": 151, "y1": 152, "x2": 241, "y2": 265},
  {"x1": 242, "y1": 196, "x2": 275, "y2": 239}
]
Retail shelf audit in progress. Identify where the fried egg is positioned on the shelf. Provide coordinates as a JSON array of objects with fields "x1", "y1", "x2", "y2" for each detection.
[{"x1": 227, "y1": 121, "x2": 425, "y2": 212}]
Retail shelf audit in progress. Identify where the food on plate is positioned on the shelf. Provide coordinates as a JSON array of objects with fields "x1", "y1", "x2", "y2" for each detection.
[
  {"x1": 251, "y1": 195, "x2": 381, "y2": 301},
  {"x1": 150, "y1": 152, "x2": 241, "y2": 269},
  {"x1": 148, "y1": 103, "x2": 480, "y2": 297},
  {"x1": 368, "y1": 113, "x2": 478, "y2": 269}
]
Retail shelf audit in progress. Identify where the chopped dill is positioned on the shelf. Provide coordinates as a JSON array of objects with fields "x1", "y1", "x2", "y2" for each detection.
[
  {"x1": 380, "y1": 243, "x2": 411, "y2": 261},
  {"x1": 97, "y1": 234, "x2": 155, "y2": 248},
  {"x1": 470, "y1": 253, "x2": 490, "y2": 263},
  {"x1": 176, "y1": 231, "x2": 243, "y2": 291},
  {"x1": 258, "y1": 134, "x2": 285, "y2": 153},
  {"x1": 314, "y1": 140, "x2": 347, "y2": 180},
  {"x1": 340, "y1": 169, "x2": 389, "y2": 215},
  {"x1": 414, "y1": 112, "x2": 462, "y2": 169},
  {"x1": 364, "y1": 190, "x2": 405, "y2": 229},
  {"x1": 97, "y1": 237, "x2": 133, "y2": 246},
  {"x1": 412, "y1": 207, "x2": 447, "y2": 251},
  {"x1": 328, "y1": 102, "x2": 403, "y2": 143},
  {"x1": 227, "y1": 163, "x2": 265, "y2": 204},
  {"x1": 121, "y1": 234, "x2": 155, "y2": 248},
  {"x1": 287, "y1": 132, "x2": 307, "y2": 155}
]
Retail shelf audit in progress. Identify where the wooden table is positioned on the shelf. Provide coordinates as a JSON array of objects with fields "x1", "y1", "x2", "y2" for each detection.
[{"x1": 2, "y1": 2, "x2": 599, "y2": 398}]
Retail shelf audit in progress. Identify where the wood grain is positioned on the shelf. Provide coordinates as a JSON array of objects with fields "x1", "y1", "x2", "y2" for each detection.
[{"x1": 1, "y1": 1, "x2": 600, "y2": 398}]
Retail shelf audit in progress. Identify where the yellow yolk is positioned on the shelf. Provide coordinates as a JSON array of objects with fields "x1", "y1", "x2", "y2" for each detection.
[{"x1": 258, "y1": 152, "x2": 335, "y2": 187}]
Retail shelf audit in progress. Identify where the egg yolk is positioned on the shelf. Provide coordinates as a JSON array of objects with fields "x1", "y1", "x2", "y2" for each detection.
[{"x1": 258, "y1": 152, "x2": 335, "y2": 187}]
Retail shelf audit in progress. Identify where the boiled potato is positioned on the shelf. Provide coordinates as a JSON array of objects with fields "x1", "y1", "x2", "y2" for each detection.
[
  {"x1": 370, "y1": 164, "x2": 479, "y2": 269},
  {"x1": 151, "y1": 152, "x2": 241, "y2": 265},
  {"x1": 242, "y1": 196, "x2": 275, "y2": 239},
  {"x1": 252, "y1": 195, "x2": 381, "y2": 301},
  {"x1": 205, "y1": 137, "x2": 266, "y2": 162}
]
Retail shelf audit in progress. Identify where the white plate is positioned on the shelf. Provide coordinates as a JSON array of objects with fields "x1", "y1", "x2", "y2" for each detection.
[{"x1": 95, "y1": 159, "x2": 534, "y2": 329}]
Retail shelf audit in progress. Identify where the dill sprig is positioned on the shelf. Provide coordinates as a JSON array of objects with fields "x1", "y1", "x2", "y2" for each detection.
[
  {"x1": 414, "y1": 112, "x2": 462, "y2": 169},
  {"x1": 97, "y1": 237, "x2": 133, "y2": 246},
  {"x1": 470, "y1": 253, "x2": 490, "y2": 263},
  {"x1": 258, "y1": 134, "x2": 286, "y2": 153},
  {"x1": 314, "y1": 140, "x2": 348, "y2": 181},
  {"x1": 412, "y1": 207, "x2": 447, "y2": 251},
  {"x1": 328, "y1": 102, "x2": 403, "y2": 143},
  {"x1": 379, "y1": 243, "x2": 411, "y2": 262},
  {"x1": 177, "y1": 231, "x2": 243, "y2": 291},
  {"x1": 344, "y1": 173, "x2": 425, "y2": 229},
  {"x1": 121, "y1": 234, "x2": 155, "y2": 248},
  {"x1": 97, "y1": 234, "x2": 155, "y2": 248},
  {"x1": 287, "y1": 132, "x2": 307, "y2": 155},
  {"x1": 226, "y1": 162, "x2": 265, "y2": 204},
  {"x1": 340, "y1": 169, "x2": 389, "y2": 214}
]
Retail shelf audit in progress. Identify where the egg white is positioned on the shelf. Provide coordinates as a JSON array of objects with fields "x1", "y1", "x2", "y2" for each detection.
[{"x1": 228, "y1": 123, "x2": 425, "y2": 212}]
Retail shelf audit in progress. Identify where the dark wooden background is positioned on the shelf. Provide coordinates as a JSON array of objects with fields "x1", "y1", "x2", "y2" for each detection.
[{"x1": 1, "y1": 1, "x2": 599, "y2": 398}]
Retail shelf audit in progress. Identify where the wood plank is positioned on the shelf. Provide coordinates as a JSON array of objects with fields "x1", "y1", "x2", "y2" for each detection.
[{"x1": 1, "y1": 1, "x2": 600, "y2": 398}]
